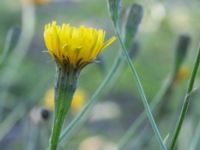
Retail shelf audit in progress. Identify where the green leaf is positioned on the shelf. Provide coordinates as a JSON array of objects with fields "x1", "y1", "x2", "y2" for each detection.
[
  {"x1": 124, "y1": 4, "x2": 143, "y2": 49},
  {"x1": 128, "y1": 41, "x2": 140, "y2": 59},
  {"x1": 0, "y1": 27, "x2": 21, "y2": 65},
  {"x1": 107, "y1": 0, "x2": 121, "y2": 26},
  {"x1": 173, "y1": 34, "x2": 191, "y2": 75}
]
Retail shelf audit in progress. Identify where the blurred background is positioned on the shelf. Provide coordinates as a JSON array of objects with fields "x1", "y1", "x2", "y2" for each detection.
[{"x1": 0, "y1": 0, "x2": 200, "y2": 150}]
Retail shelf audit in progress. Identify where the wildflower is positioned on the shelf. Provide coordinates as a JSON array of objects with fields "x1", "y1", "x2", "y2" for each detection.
[
  {"x1": 43, "y1": 21, "x2": 116, "y2": 150},
  {"x1": 43, "y1": 88, "x2": 86, "y2": 114},
  {"x1": 44, "y1": 21, "x2": 116, "y2": 70},
  {"x1": 175, "y1": 66, "x2": 189, "y2": 83},
  {"x1": 44, "y1": 88, "x2": 54, "y2": 110},
  {"x1": 71, "y1": 89, "x2": 86, "y2": 114},
  {"x1": 23, "y1": 0, "x2": 49, "y2": 5}
]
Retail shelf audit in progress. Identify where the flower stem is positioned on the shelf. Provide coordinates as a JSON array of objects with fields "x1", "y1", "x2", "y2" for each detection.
[
  {"x1": 114, "y1": 24, "x2": 167, "y2": 150},
  {"x1": 49, "y1": 68, "x2": 78, "y2": 150},
  {"x1": 59, "y1": 51, "x2": 123, "y2": 143},
  {"x1": 170, "y1": 47, "x2": 200, "y2": 150},
  {"x1": 118, "y1": 78, "x2": 172, "y2": 149}
]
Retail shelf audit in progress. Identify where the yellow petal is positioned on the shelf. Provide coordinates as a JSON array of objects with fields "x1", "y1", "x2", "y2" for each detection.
[
  {"x1": 43, "y1": 22, "x2": 116, "y2": 67},
  {"x1": 101, "y1": 36, "x2": 117, "y2": 49}
]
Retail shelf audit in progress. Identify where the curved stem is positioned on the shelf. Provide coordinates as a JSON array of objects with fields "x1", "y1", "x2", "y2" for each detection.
[
  {"x1": 114, "y1": 24, "x2": 167, "y2": 150},
  {"x1": 170, "y1": 47, "x2": 200, "y2": 150}
]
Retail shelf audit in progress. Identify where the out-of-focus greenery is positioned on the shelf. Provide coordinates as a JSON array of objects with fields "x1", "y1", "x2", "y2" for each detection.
[{"x1": 1, "y1": 0, "x2": 200, "y2": 150}]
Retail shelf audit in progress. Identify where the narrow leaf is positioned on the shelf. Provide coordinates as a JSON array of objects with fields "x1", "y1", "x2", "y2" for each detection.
[
  {"x1": 125, "y1": 3, "x2": 143, "y2": 49},
  {"x1": 107, "y1": 0, "x2": 121, "y2": 26},
  {"x1": 174, "y1": 34, "x2": 191, "y2": 74},
  {"x1": 0, "y1": 27, "x2": 21, "y2": 65}
]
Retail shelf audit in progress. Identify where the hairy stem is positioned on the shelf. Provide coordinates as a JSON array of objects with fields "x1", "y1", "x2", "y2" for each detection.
[{"x1": 49, "y1": 68, "x2": 78, "y2": 150}]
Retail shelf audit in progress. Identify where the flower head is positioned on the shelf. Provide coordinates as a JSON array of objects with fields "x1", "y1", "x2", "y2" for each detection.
[{"x1": 44, "y1": 21, "x2": 116, "y2": 70}]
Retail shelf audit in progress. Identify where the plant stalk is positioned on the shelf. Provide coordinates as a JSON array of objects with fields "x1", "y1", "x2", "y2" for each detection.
[
  {"x1": 49, "y1": 68, "x2": 78, "y2": 150},
  {"x1": 118, "y1": 78, "x2": 172, "y2": 149},
  {"x1": 59, "y1": 51, "x2": 123, "y2": 143},
  {"x1": 114, "y1": 24, "x2": 167, "y2": 150},
  {"x1": 170, "y1": 47, "x2": 200, "y2": 150}
]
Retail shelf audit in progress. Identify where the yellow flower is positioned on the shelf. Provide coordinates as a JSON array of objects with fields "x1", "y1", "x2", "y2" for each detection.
[
  {"x1": 44, "y1": 88, "x2": 86, "y2": 114},
  {"x1": 44, "y1": 21, "x2": 116, "y2": 69},
  {"x1": 175, "y1": 66, "x2": 189, "y2": 83},
  {"x1": 44, "y1": 88, "x2": 54, "y2": 110},
  {"x1": 23, "y1": 0, "x2": 49, "y2": 4},
  {"x1": 71, "y1": 89, "x2": 86, "y2": 114}
]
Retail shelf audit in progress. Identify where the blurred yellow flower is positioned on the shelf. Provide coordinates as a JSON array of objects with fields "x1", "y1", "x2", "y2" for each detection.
[
  {"x1": 44, "y1": 21, "x2": 116, "y2": 69},
  {"x1": 175, "y1": 66, "x2": 189, "y2": 83},
  {"x1": 71, "y1": 89, "x2": 86, "y2": 114},
  {"x1": 44, "y1": 88, "x2": 86, "y2": 114},
  {"x1": 23, "y1": 0, "x2": 49, "y2": 4},
  {"x1": 44, "y1": 88, "x2": 54, "y2": 110}
]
